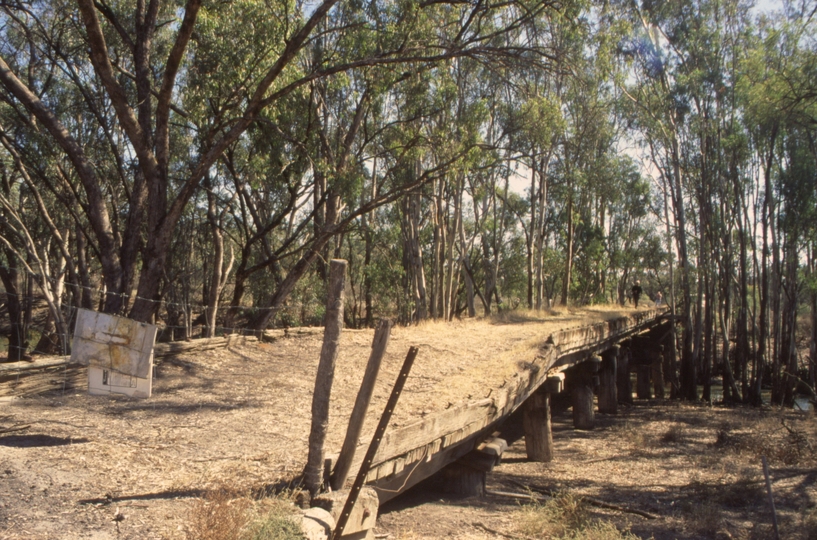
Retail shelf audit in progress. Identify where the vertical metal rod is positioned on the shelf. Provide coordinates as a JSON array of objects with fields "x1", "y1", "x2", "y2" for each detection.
[{"x1": 332, "y1": 346, "x2": 419, "y2": 540}]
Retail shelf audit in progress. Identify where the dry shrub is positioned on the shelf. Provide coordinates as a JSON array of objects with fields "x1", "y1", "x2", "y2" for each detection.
[
  {"x1": 715, "y1": 418, "x2": 815, "y2": 466},
  {"x1": 661, "y1": 424, "x2": 687, "y2": 444},
  {"x1": 513, "y1": 492, "x2": 589, "y2": 538},
  {"x1": 186, "y1": 488, "x2": 301, "y2": 540},
  {"x1": 617, "y1": 419, "x2": 651, "y2": 453},
  {"x1": 513, "y1": 492, "x2": 637, "y2": 540},
  {"x1": 187, "y1": 488, "x2": 251, "y2": 540}
]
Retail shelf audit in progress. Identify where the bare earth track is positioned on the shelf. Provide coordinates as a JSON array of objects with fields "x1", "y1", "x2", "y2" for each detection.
[{"x1": 1, "y1": 307, "x2": 815, "y2": 539}]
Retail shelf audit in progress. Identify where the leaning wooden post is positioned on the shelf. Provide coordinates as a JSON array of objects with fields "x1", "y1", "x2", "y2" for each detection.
[
  {"x1": 598, "y1": 346, "x2": 619, "y2": 414},
  {"x1": 332, "y1": 347, "x2": 419, "y2": 540},
  {"x1": 330, "y1": 319, "x2": 392, "y2": 491},
  {"x1": 305, "y1": 259, "x2": 347, "y2": 498}
]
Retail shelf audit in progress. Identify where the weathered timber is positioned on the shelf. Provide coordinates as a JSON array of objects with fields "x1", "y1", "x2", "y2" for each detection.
[
  {"x1": 598, "y1": 346, "x2": 618, "y2": 414},
  {"x1": 152, "y1": 334, "x2": 257, "y2": 357},
  {"x1": 332, "y1": 319, "x2": 392, "y2": 491},
  {"x1": 652, "y1": 347, "x2": 666, "y2": 399},
  {"x1": 306, "y1": 259, "x2": 347, "y2": 497},
  {"x1": 570, "y1": 361, "x2": 596, "y2": 430},
  {"x1": 332, "y1": 346, "x2": 418, "y2": 540},
  {"x1": 617, "y1": 344, "x2": 633, "y2": 405},
  {"x1": 355, "y1": 310, "x2": 666, "y2": 502},
  {"x1": 543, "y1": 373, "x2": 564, "y2": 394},
  {"x1": 459, "y1": 437, "x2": 507, "y2": 472},
  {"x1": 313, "y1": 487, "x2": 378, "y2": 537},
  {"x1": 636, "y1": 365, "x2": 652, "y2": 399},
  {"x1": 0, "y1": 360, "x2": 86, "y2": 398},
  {"x1": 523, "y1": 389, "x2": 553, "y2": 462}
]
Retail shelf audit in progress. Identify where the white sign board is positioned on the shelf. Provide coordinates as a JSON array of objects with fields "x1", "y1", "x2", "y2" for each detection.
[{"x1": 71, "y1": 309, "x2": 158, "y2": 398}]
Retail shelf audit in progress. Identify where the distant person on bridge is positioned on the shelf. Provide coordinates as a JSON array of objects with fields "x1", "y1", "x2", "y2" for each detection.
[
  {"x1": 631, "y1": 280, "x2": 643, "y2": 308},
  {"x1": 655, "y1": 291, "x2": 663, "y2": 307}
]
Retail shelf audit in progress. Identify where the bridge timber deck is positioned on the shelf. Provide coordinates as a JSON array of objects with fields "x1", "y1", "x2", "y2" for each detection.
[{"x1": 353, "y1": 308, "x2": 667, "y2": 501}]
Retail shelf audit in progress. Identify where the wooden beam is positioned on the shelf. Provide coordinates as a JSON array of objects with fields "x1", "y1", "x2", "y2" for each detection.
[{"x1": 331, "y1": 319, "x2": 392, "y2": 491}]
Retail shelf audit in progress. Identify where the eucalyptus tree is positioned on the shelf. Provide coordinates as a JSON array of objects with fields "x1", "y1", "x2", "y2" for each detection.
[
  {"x1": 0, "y1": 0, "x2": 566, "y2": 332},
  {"x1": 617, "y1": 0, "x2": 729, "y2": 400}
]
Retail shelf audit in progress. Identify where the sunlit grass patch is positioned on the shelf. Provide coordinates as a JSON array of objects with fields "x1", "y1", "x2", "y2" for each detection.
[
  {"x1": 512, "y1": 491, "x2": 639, "y2": 540},
  {"x1": 186, "y1": 487, "x2": 301, "y2": 540}
]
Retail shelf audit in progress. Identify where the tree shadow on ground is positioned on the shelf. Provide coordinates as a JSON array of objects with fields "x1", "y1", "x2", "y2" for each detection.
[{"x1": 0, "y1": 434, "x2": 90, "y2": 447}]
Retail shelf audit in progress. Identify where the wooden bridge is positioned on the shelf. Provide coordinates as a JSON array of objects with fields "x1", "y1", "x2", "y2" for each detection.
[
  {"x1": 349, "y1": 309, "x2": 671, "y2": 502},
  {"x1": 1, "y1": 309, "x2": 670, "y2": 512}
]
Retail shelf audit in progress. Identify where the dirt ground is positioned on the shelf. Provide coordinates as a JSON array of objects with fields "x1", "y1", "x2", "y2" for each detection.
[
  {"x1": 377, "y1": 401, "x2": 817, "y2": 539},
  {"x1": 1, "y1": 309, "x2": 815, "y2": 539}
]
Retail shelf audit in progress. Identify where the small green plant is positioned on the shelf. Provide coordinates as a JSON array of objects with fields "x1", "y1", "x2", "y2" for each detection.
[{"x1": 246, "y1": 504, "x2": 302, "y2": 540}]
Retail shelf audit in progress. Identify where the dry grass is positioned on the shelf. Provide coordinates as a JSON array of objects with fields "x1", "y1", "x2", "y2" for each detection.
[
  {"x1": 186, "y1": 488, "x2": 252, "y2": 540},
  {"x1": 512, "y1": 492, "x2": 640, "y2": 540},
  {"x1": 660, "y1": 424, "x2": 687, "y2": 444},
  {"x1": 714, "y1": 414, "x2": 816, "y2": 466},
  {"x1": 186, "y1": 489, "x2": 301, "y2": 540}
]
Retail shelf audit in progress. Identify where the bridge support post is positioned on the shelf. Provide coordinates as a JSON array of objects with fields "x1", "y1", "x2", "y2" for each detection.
[
  {"x1": 598, "y1": 346, "x2": 618, "y2": 414},
  {"x1": 617, "y1": 344, "x2": 633, "y2": 404},
  {"x1": 637, "y1": 365, "x2": 652, "y2": 399},
  {"x1": 570, "y1": 358, "x2": 598, "y2": 430},
  {"x1": 524, "y1": 389, "x2": 554, "y2": 462},
  {"x1": 433, "y1": 462, "x2": 486, "y2": 497},
  {"x1": 428, "y1": 437, "x2": 507, "y2": 496},
  {"x1": 652, "y1": 345, "x2": 666, "y2": 399}
]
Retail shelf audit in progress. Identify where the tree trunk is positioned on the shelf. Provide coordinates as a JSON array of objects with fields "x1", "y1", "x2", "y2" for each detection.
[{"x1": 560, "y1": 193, "x2": 573, "y2": 307}]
